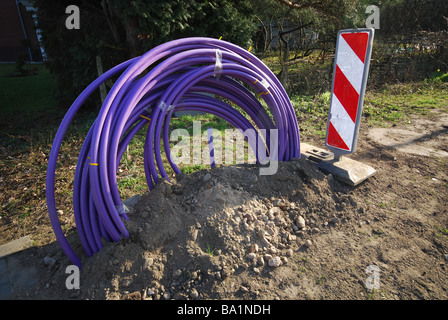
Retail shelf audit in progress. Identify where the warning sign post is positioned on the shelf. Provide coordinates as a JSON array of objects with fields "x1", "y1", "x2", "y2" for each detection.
[
  {"x1": 325, "y1": 28, "x2": 374, "y2": 156},
  {"x1": 300, "y1": 28, "x2": 376, "y2": 186}
]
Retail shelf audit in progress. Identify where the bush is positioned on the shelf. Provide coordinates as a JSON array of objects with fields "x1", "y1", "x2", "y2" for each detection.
[{"x1": 428, "y1": 70, "x2": 448, "y2": 83}]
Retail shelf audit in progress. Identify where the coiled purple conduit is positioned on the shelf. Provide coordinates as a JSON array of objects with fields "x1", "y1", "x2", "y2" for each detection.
[{"x1": 46, "y1": 37, "x2": 301, "y2": 268}]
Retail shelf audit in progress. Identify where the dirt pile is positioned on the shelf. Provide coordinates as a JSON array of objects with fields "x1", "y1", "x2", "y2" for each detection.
[
  {"x1": 15, "y1": 157, "x2": 363, "y2": 300},
  {"x1": 80, "y1": 158, "x2": 347, "y2": 300}
]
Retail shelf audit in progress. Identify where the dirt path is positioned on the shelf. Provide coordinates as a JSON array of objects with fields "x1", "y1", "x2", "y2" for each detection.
[{"x1": 3, "y1": 111, "x2": 448, "y2": 300}]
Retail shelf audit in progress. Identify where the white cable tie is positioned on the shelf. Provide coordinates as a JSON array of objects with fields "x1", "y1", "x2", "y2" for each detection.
[
  {"x1": 115, "y1": 203, "x2": 129, "y2": 217},
  {"x1": 158, "y1": 101, "x2": 168, "y2": 112},
  {"x1": 260, "y1": 78, "x2": 270, "y2": 90},
  {"x1": 144, "y1": 104, "x2": 152, "y2": 114},
  {"x1": 213, "y1": 49, "x2": 223, "y2": 79}
]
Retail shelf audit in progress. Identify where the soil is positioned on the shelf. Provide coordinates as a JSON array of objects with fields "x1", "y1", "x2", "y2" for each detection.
[{"x1": 4, "y1": 112, "x2": 448, "y2": 300}]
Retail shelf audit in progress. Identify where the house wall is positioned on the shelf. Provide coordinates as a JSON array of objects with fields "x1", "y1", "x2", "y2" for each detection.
[{"x1": 0, "y1": 0, "x2": 42, "y2": 62}]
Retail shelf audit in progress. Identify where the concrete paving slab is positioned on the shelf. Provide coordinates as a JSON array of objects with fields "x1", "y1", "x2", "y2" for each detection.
[
  {"x1": 0, "y1": 236, "x2": 32, "y2": 259},
  {"x1": 318, "y1": 156, "x2": 376, "y2": 186},
  {"x1": 300, "y1": 142, "x2": 376, "y2": 186}
]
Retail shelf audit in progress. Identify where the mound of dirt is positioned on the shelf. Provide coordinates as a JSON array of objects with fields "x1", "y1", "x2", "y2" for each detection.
[{"x1": 11, "y1": 158, "x2": 359, "y2": 300}]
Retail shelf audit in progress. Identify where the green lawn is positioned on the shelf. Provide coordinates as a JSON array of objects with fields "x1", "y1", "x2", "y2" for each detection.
[
  {"x1": 363, "y1": 81, "x2": 448, "y2": 127},
  {"x1": 287, "y1": 80, "x2": 448, "y2": 143},
  {"x1": 0, "y1": 63, "x2": 58, "y2": 114}
]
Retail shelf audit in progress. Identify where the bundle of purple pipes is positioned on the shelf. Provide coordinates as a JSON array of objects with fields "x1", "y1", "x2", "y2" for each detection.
[{"x1": 46, "y1": 37, "x2": 301, "y2": 268}]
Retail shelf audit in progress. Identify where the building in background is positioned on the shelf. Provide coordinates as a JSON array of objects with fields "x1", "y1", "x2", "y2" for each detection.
[{"x1": 0, "y1": 0, "x2": 44, "y2": 62}]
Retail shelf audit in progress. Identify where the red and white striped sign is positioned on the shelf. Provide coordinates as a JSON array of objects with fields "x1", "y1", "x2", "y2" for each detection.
[{"x1": 326, "y1": 29, "x2": 374, "y2": 154}]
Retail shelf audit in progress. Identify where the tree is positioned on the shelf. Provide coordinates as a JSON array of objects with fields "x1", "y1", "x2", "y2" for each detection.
[
  {"x1": 277, "y1": 0, "x2": 355, "y2": 17},
  {"x1": 35, "y1": 1, "x2": 111, "y2": 107},
  {"x1": 35, "y1": 0, "x2": 257, "y2": 109},
  {"x1": 262, "y1": 0, "x2": 358, "y2": 89},
  {"x1": 380, "y1": 0, "x2": 448, "y2": 35}
]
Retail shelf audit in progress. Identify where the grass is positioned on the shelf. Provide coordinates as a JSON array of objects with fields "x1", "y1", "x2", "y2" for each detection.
[
  {"x1": 290, "y1": 92, "x2": 331, "y2": 140},
  {"x1": 434, "y1": 225, "x2": 448, "y2": 242},
  {"x1": 315, "y1": 274, "x2": 326, "y2": 285},
  {"x1": 169, "y1": 113, "x2": 231, "y2": 135},
  {"x1": 0, "y1": 63, "x2": 58, "y2": 114},
  {"x1": 262, "y1": 51, "x2": 333, "y2": 76},
  {"x1": 285, "y1": 79, "x2": 448, "y2": 140},
  {"x1": 206, "y1": 243, "x2": 216, "y2": 256},
  {"x1": 113, "y1": 111, "x2": 245, "y2": 199},
  {"x1": 262, "y1": 50, "x2": 334, "y2": 97},
  {"x1": 363, "y1": 80, "x2": 448, "y2": 127}
]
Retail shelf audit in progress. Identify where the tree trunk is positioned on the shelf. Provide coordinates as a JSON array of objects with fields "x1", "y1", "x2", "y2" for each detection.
[
  {"x1": 123, "y1": 18, "x2": 139, "y2": 58},
  {"x1": 279, "y1": 32, "x2": 289, "y2": 89},
  {"x1": 101, "y1": 0, "x2": 121, "y2": 44},
  {"x1": 278, "y1": 22, "x2": 313, "y2": 89},
  {"x1": 107, "y1": 1, "x2": 140, "y2": 58}
]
